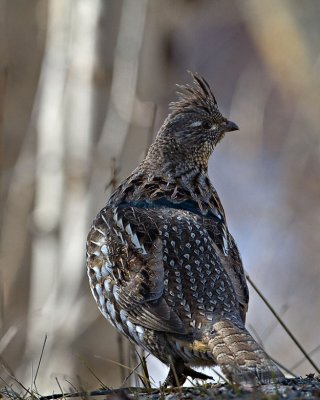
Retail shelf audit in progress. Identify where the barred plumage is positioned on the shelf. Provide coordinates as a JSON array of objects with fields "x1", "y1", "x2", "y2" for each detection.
[{"x1": 86, "y1": 72, "x2": 284, "y2": 386}]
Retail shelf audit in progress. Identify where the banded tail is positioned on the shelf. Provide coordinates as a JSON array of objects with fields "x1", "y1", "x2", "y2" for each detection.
[{"x1": 207, "y1": 320, "x2": 284, "y2": 384}]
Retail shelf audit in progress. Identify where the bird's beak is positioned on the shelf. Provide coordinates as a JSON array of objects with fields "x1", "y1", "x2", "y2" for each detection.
[{"x1": 224, "y1": 120, "x2": 239, "y2": 132}]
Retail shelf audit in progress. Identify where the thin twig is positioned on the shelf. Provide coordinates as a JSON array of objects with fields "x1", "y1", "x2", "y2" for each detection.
[
  {"x1": 0, "y1": 356, "x2": 34, "y2": 397},
  {"x1": 261, "y1": 304, "x2": 289, "y2": 341},
  {"x1": 131, "y1": 347, "x2": 145, "y2": 388},
  {"x1": 290, "y1": 343, "x2": 320, "y2": 371},
  {"x1": 39, "y1": 387, "x2": 158, "y2": 400},
  {"x1": 55, "y1": 378, "x2": 64, "y2": 399},
  {"x1": 120, "y1": 354, "x2": 150, "y2": 388},
  {"x1": 77, "y1": 355, "x2": 109, "y2": 390},
  {"x1": 248, "y1": 324, "x2": 264, "y2": 349},
  {"x1": 105, "y1": 158, "x2": 120, "y2": 192},
  {"x1": 246, "y1": 273, "x2": 320, "y2": 374},
  {"x1": 168, "y1": 358, "x2": 182, "y2": 392},
  {"x1": 95, "y1": 354, "x2": 148, "y2": 386},
  {"x1": 129, "y1": 344, "x2": 140, "y2": 387},
  {"x1": 268, "y1": 355, "x2": 297, "y2": 377},
  {"x1": 116, "y1": 333, "x2": 126, "y2": 382},
  {"x1": 63, "y1": 379, "x2": 78, "y2": 393},
  {"x1": 34, "y1": 334, "x2": 47, "y2": 389},
  {"x1": 213, "y1": 368, "x2": 229, "y2": 384},
  {"x1": 135, "y1": 351, "x2": 151, "y2": 388}
]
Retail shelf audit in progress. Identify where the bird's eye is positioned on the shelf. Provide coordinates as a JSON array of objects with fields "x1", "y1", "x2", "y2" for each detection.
[{"x1": 201, "y1": 120, "x2": 212, "y2": 130}]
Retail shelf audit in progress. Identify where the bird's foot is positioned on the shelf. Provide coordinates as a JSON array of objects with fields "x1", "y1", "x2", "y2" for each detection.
[
  {"x1": 163, "y1": 362, "x2": 213, "y2": 387},
  {"x1": 183, "y1": 365, "x2": 213, "y2": 381}
]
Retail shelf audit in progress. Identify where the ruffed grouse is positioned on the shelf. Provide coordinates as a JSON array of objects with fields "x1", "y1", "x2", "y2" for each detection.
[{"x1": 87, "y1": 72, "x2": 284, "y2": 386}]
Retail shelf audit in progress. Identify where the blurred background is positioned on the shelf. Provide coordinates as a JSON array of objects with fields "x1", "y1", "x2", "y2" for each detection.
[{"x1": 1, "y1": 0, "x2": 320, "y2": 394}]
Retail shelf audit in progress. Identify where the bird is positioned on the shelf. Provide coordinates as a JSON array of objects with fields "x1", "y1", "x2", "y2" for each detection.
[{"x1": 86, "y1": 72, "x2": 284, "y2": 387}]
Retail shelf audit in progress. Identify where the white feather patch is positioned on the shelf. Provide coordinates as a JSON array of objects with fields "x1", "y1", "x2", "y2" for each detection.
[
  {"x1": 106, "y1": 300, "x2": 116, "y2": 321},
  {"x1": 93, "y1": 267, "x2": 102, "y2": 280},
  {"x1": 101, "y1": 245, "x2": 109, "y2": 256},
  {"x1": 190, "y1": 121, "x2": 202, "y2": 128}
]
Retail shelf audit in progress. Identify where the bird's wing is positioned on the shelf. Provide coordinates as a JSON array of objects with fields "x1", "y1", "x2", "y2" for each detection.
[
  {"x1": 225, "y1": 234, "x2": 249, "y2": 318},
  {"x1": 87, "y1": 205, "x2": 186, "y2": 334},
  {"x1": 203, "y1": 219, "x2": 249, "y2": 322}
]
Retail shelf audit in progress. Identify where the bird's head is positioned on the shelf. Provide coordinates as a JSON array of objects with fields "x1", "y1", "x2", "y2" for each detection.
[{"x1": 145, "y1": 72, "x2": 238, "y2": 174}]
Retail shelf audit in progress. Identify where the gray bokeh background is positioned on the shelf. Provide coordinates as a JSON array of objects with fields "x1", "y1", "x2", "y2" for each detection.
[{"x1": 1, "y1": 0, "x2": 319, "y2": 393}]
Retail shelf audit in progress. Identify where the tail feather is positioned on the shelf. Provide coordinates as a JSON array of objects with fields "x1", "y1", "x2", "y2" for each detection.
[{"x1": 207, "y1": 320, "x2": 284, "y2": 384}]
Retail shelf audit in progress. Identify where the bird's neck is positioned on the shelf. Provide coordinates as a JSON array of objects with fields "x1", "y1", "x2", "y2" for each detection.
[
  {"x1": 141, "y1": 134, "x2": 212, "y2": 174},
  {"x1": 108, "y1": 164, "x2": 225, "y2": 222}
]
